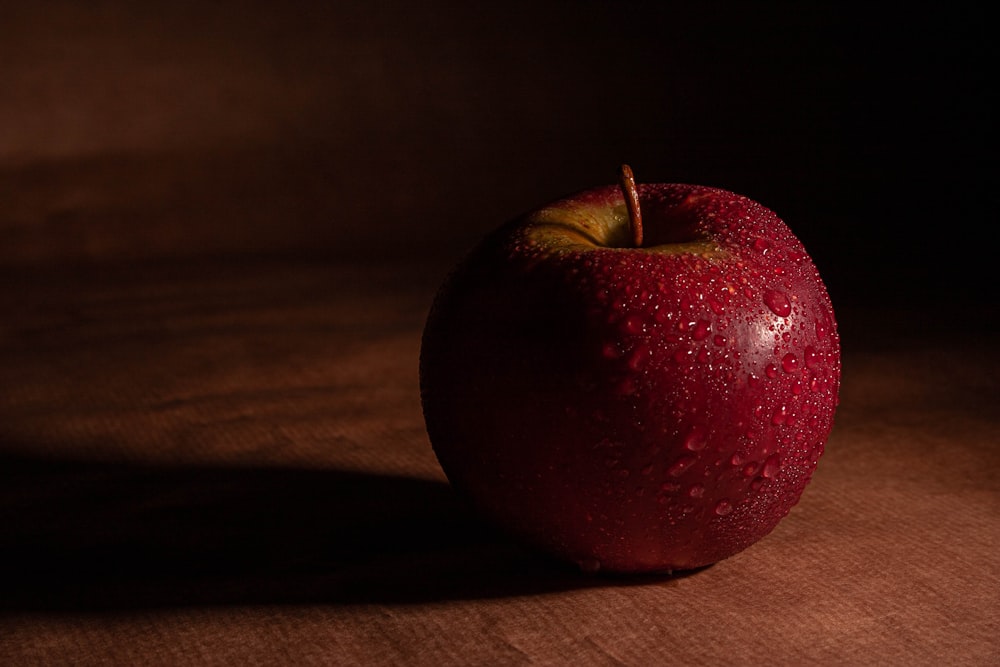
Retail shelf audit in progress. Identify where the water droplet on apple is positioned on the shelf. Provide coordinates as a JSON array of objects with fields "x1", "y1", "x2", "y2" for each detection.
[
  {"x1": 816, "y1": 319, "x2": 828, "y2": 339},
  {"x1": 693, "y1": 320, "x2": 711, "y2": 340},
  {"x1": 617, "y1": 377, "x2": 637, "y2": 396},
  {"x1": 622, "y1": 315, "x2": 645, "y2": 334},
  {"x1": 742, "y1": 462, "x2": 759, "y2": 477},
  {"x1": 753, "y1": 238, "x2": 770, "y2": 253},
  {"x1": 804, "y1": 346, "x2": 820, "y2": 369},
  {"x1": 668, "y1": 455, "x2": 697, "y2": 477},
  {"x1": 714, "y1": 500, "x2": 733, "y2": 516},
  {"x1": 763, "y1": 453, "x2": 781, "y2": 478},
  {"x1": 713, "y1": 334, "x2": 727, "y2": 346},
  {"x1": 763, "y1": 290, "x2": 792, "y2": 317},
  {"x1": 730, "y1": 452, "x2": 744, "y2": 467},
  {"x1": 684, "y1": 426, "x2": 708, "y2": 451},
  {"x1": 661, "y1": 481, "x2": 681, "y2": 493},
  {"x1": 771, "y1": 406, "x2": 788, "y2": 425},
  {"x1": 765, "y1": 364, "x2": 778, "y2": 378},
  {"x1": 782, "y1": 353, "x2": 799, "y2": 373},
  {"x1": 627, "y1": 346, "x2": 649, "y2": 371},
  {"x1": 688, "y1": 483, "x2": 705, "y2": 498}
]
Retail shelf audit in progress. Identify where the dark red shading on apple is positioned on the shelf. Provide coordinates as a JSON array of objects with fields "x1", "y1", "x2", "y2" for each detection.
[{"x1": 420, "y1": 166, "x2": 840, "y2": 574}]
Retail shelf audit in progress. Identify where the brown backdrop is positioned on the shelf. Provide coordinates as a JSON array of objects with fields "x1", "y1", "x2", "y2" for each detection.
[{"x1": 2, "y1": 2, "x2": 997, "y2": 665}]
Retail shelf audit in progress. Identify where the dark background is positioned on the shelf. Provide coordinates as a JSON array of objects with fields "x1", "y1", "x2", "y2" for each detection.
[
  {"x1": 2, "y1": 4, "x2": 998, "y2": 656},
  {"x1": 1, "y1": 1, "x2": 994, "y2": 309}
]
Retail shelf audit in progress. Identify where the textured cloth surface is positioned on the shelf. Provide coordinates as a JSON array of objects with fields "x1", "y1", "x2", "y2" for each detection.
[
  {"x1": 2, "y1": 3, "x2": 996, "y2": 663},
  {"x1": 2, "y1": 260, "x2": 997, "y2": 666}
]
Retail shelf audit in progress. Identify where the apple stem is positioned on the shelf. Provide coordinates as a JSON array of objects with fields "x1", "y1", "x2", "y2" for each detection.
[{"x1": 619, "y1": 164, "x2": 643, "y2": 247}]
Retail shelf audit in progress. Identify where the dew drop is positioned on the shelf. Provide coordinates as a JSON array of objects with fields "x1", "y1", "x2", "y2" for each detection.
[
  {"x1": 763, "y1": 453, "x2": 781, "y2": 478},
  {"x1": 713, "y1": 334, "x2": 727, "y2": 346},
  {"x1": 816, "y1": 320, "x2": 828, "y2": 340},
  {"x1": 668, "y1": 455, "x2": 697, "y2": 477},
  {"x1": 693, "y1": 320, "x2": 711, "y2": 340},
  {"x1": 730, "y1": 452, "x2": 744, "y2": 467},
  {"x1": 627, "y1": 346, "x2": 649, "y2": 371},
  {"x1": 684, "y1": 426, "x2": 708, "y2": 451},
  {"x1": 804, "y1": 346, "x2": 820, "y2": 369},
  {"x1": 617, "y1": 377, "x2": 637, "y2": 396},
  {"x1": 765, "y1": 363, "x2": 779, "y2": 379},
  {"x1": 782, "y1": 353, "x2": 799, "y2": 373},
  {"x1": 771, "y1": 406, "x2": 788, "y2": 425},
  {"x1": 753, "y1": 238, "x2": 771, "y2": 253},
  {"x1": 622, "y1": 315, "x2": 645, "y2": 334},
  {"x1": 688, "y1": 483, "x2": 705, "y2": 498},
  {"x1": 764, "y1": 290, "x2": 792, "y2": 317},
  {"x1": 714, "y1": 500, "x2": 733, "y2": 516}
]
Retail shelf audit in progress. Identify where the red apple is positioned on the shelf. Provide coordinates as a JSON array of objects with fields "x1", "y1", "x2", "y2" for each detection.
[{"x1": 419, "y1": 166, "x2": 840, "y2": 574}]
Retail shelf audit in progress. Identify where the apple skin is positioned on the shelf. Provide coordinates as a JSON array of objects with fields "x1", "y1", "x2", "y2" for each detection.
[{"x1": 419, "y1": 181, "x2": 840, "y2": 574}]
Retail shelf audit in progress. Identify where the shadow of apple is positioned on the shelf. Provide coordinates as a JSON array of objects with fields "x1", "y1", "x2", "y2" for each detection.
[{"x1": 0, "y1": 446, "x2": 692, "y2": 610}]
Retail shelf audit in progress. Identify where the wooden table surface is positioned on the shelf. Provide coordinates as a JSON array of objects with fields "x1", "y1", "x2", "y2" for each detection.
[
  {"x1": 2, "y1": 258, "x2": 997, "y2": 665},
  {"x1": 2, "y1": 3, "x2": 996, "y2": 663}
]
